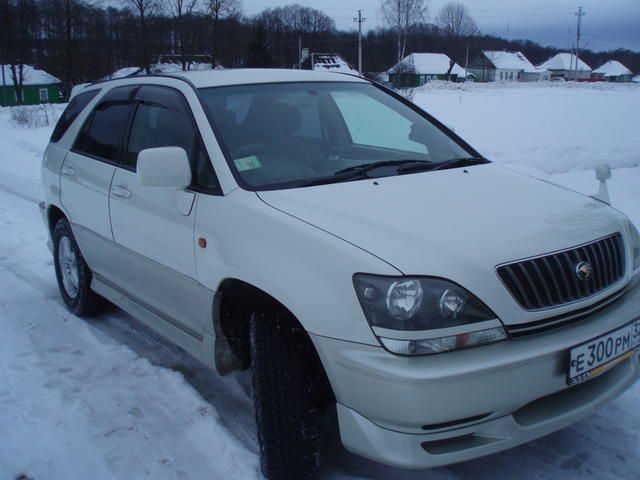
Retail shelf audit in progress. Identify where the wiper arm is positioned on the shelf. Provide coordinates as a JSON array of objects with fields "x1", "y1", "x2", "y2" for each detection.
[
  {"x1": 398, "y1": 157, "x2": 489, "y2": 174},
  {"x1": 299, "y1": 160, "x2": 430, "y2": 188},
  {"x1": 334, "y1": 159, "x2": 430, "y2": 176}
]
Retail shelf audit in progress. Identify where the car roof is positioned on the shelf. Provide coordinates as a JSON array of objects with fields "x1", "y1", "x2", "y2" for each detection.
[{"x1": 165, "y1": 68, "x2": 369, "y2": 88}]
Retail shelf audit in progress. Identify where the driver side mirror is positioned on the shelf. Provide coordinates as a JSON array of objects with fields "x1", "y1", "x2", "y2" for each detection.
[{"x1": 137, "y1": 147, "x2": 192, "y2": 188}]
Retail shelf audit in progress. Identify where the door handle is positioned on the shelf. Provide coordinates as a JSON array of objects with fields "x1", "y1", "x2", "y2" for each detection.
[
  {"x1": 111, "y1": 185, "x2": 132, "y2": 199},
  {"x1": 61, "y1": 166, "x2": 75, "y2": 177}
]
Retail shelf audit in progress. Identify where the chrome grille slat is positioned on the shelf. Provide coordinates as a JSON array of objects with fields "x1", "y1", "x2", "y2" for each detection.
[
  {"x1": 497, "y1": 234, "x2": 625, "y2": 311},
  {"x1": 517, "y1": 263, "x2": 543, "y2": 309},
  {"x1": 587, "y1": 243, "x2": 604, "y2": 291},
  {"x1": 531, "y1": 259, "x2": 554, "y2": 307},
  {"x1": 595, "y1": 241, "x2": 611, "y2": 286},
  {"x1": 540, "y1": 256, "x2": 564, "y2": 304},
  {"x1": 602, "y1": 238, "x2": 616, "y2": 284}
]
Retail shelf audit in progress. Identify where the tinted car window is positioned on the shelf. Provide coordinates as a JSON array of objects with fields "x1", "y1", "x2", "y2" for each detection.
[
  {"x1": 74, "y1": 102, "x2": 134, "y2": 162},
  {"x1": 126, "y1": 86, "x2": 218, "y2": 190},
  {"x1": 125, "y1": 102, "x2": 195, "y2": 168},
  {"x1": 50, "y1": 89, "x2": 99, "y2": 143}
]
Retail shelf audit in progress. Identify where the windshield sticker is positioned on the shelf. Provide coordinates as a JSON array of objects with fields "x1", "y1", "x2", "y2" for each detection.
[{"x1": 234, "y1": 156, "x2": 262, "y2": 172}]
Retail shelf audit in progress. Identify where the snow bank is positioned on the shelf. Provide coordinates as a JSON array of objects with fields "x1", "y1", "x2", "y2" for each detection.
[
  {"x1": 8, "y1": 104, "x2": 64, "y2": 129},
  {"x1": 412, "y1": 82, "x2": 640, "y2": 174}
]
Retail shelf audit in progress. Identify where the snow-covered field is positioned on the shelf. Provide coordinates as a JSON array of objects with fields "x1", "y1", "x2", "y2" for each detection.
[{"x1": 1, "y1": 82, "x2": 639, "y2": 480}]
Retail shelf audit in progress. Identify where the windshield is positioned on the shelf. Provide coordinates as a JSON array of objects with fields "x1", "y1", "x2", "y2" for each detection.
[{"x1": 198, "y1": 82, "x2": 479, "y2": 190}]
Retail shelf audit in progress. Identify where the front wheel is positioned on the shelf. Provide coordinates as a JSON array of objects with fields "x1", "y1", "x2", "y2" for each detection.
[
  {"x1": 249, "y1": 310, "x2": 322, "y2": 480},
  {"x1": 52, "y1": 218, "x2": 100, "y2": 316}
]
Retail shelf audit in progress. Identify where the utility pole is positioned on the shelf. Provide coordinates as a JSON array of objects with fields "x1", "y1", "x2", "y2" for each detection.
[
  {"x1": 465, "y1": 44, "x2": 469, "y2": 80},
  {"x1": 574, "y1": 6, "x2": 586, "y2": 81},
  {"x1": 354, "y1": 10, "x2": 365, "y2": 75}
]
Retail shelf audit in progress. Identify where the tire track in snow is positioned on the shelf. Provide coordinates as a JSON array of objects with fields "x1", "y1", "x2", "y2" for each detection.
[{"x1": 0, "y1": 180, "x2": 41, "y2": 205}]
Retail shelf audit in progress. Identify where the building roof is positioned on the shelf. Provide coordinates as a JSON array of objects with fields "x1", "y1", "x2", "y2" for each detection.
[
  {"x1": 388, "y1": 53, "x2": 467, "y2": 77},
  {"x1": 593, "y1": 60, "x2": 632, "y2": 77},
  {"x1": 1, "y1": 64, "x2": 61, "y2": 86},
  {"x1": 312, "y1": 54, "x2": 358, "y2": 74},
  {"x1": 108, "y1": 67, "x2": 143, "y2": 80},
  {"x1": 482, "y1": 51, "x2": 535, "y2": 71},
  {"x1": 538, "y1": 53, "x2": 591, "y2": 72}
]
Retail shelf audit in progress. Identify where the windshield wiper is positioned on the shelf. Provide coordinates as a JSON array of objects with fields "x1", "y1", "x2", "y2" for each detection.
[
  {"x1": 334, "y1": 159, "x2": 430, "y2": 176},
  {"x1": 397, "y1": 156, "x2": 489, "y2": 174},
  {"x1": 300, "y1": 159, "x2": 431, "y2": 187},
  {"x1": 299, "y1": 157, "x2": 487, "y2": 188}
]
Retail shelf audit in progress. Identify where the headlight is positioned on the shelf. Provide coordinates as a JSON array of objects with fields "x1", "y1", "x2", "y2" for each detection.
[
  {"x1": 354, "y1": 274, "x2": 507, "y2": 355},
  {"x1": 629, "y1": 220, "x2": 640, "y2": 273}
]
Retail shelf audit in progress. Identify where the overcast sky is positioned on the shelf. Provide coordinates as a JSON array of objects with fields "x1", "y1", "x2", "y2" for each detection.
[{"x1": 242, "y1": 0, "x2": 640, "y2": 52}]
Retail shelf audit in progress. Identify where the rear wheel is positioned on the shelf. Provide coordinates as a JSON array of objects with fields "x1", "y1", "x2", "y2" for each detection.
[
  {"x1": 249, "y1": 309, "x2": 322, "y2": 480},
  {"x1": 53, "y1": 218, "x2": 100, "y2": 316}
]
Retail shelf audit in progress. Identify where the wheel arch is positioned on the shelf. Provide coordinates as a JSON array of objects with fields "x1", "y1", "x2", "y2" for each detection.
[
  {"x1": 47, "y1": 204, "x2": 68, "y2": 236},
  {"x1": 213, "y1": 277, "x2": 335, "y2": 407}
]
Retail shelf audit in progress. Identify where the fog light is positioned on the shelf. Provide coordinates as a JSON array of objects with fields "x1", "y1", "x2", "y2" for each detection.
[{"x1": 379, "y1": 327, "x2": 508, "y2": 356}]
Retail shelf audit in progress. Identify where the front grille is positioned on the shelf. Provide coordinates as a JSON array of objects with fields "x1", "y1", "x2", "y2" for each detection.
[
  {"x1": 497, "y1": 233, "x2": 625, "y2": 311},
  {"x1": 506, "y1": 287, "x2": 626, "y2": 337}
]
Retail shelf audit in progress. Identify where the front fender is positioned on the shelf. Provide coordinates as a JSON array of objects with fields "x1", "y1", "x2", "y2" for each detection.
[{"x1": 194, "y1": 189, "x2": 399, "y2": 346}]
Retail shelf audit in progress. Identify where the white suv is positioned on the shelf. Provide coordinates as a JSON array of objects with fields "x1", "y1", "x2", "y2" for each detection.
[{"x1": 41, "y1": 69, "x2": 640, "y2": 479}]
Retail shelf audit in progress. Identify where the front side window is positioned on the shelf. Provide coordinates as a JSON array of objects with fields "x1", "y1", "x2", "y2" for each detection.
[
  {"x1": 39, "y1": 88, "x2": 49, "y2": 101},
  {"x1": 125, "y1": 86, "x2": 218, "y2": 190},
  {"x1": 199, "y1": 82, "x2": 476, "y2": 190}
]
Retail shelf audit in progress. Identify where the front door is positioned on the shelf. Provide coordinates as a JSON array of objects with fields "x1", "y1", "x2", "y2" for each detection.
[{"x1": 108, "y1": 85, "x2": 213, "y2": 340}]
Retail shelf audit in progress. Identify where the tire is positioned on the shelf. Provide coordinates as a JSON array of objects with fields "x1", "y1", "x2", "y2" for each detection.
[
  {"x1": 250, "y1": 310, "x2": 322, "y2": 480},
  {"x1": 52, "y1": 218, "x2": 100, "y2": 316}
]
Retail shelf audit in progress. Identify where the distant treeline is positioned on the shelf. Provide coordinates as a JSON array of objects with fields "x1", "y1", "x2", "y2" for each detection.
[{"x1": 1, "y1": 0, "x2": 639, "y2": 96}]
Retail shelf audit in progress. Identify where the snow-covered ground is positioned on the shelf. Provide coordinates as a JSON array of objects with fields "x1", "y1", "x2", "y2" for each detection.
[{"x1": 1, "y1": 81, "x2": 639, "y2": 480}]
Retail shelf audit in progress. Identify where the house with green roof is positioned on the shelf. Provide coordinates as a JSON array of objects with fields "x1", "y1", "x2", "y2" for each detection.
[{"x1": 1, "y1": 65, "x2": 62, "y2": 106}]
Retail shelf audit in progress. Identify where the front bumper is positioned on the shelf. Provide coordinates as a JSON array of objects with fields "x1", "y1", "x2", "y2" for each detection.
[{"x1": 311, "y1": 275, "x2": 640, "y2": 469}]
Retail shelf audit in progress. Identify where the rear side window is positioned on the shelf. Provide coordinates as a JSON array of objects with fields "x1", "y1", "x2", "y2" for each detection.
[
  {"x1": 74, "y1": 102, "x2": 134, "y2": 162},
  {"x1": 50, "y1": 89, "x2": 99, "y2": 143}
]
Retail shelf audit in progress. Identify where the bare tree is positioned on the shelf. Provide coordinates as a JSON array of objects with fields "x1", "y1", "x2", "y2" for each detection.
[
  {"x1": 9, "y1": 63, "x2": 25, "y2": 105},
  {"x1": 380, "y1": 0, "x2": 427, "y2": 63},
  {"x1": 166, "y1": 0, "x2": 198, "y2": 70},
  {"x1": 436, "y1": 2, "x2": 478, "y2": 38},
  {"x1": 123, "y1": 0, "x2": 160, "y2": 73},
  {"x1": 207, "y1": 0, "x2": 240, "y2": 67}
]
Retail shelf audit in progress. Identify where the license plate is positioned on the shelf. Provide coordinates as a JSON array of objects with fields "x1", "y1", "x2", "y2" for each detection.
[{"x1": 567, "y1": 318, "x2": 640, "y2": 386}]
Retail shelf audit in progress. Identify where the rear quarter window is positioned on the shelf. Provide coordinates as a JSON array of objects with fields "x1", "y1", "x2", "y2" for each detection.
[{"x1": 50, "y1": 89, "x2": 100, "y2": 143}]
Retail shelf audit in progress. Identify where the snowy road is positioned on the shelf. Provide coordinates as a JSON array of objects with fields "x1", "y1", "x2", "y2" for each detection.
[{"x1": 1, "y1": 83, "x2": 639, "y2": 479}]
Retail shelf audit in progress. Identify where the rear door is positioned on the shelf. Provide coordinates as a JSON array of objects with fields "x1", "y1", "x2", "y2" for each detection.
[
  {"x1": 108, "y1": 85, "x2": 217, "y2": 340},
  {"x1": 61, "y1": 86, "x2": 136, "y2": 272}
]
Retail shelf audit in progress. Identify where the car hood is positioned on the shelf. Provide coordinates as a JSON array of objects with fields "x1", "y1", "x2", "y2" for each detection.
[{"x1": 258, "y1": 165, "x2": 628, "y2": 324}]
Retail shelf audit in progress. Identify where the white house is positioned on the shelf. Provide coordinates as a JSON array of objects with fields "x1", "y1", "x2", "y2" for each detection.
[
  {"x1": 468, "y1": 51, "x2": 538, "y2": 82},
  {"x1": 310, "y1": 54, "x2": 358, "y2": 74},
  {"x1": 592, "y1": 60, "x2": 633, "y2": 82},
  {"x1": 538, "y1": 53, "x2": 592, "y2": 81},
  {"x1": 388, "y1": 53, "x2": 468, "y2": 87}
]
